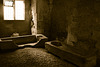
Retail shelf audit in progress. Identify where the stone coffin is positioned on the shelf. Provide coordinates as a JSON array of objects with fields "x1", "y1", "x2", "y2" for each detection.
[
  {"x1": 0, "y1": 34, "x2": 48, "y2": 49},
  {"x1": 45, "y1": 41, "x2": 97, "y2": 67}
]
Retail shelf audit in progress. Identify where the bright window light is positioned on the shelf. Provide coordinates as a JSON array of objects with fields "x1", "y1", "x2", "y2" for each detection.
[
  {"x1": 4, "y1": 6, "x2": 14, "y2": 20},
  {"x1": 4, "y1": 0, "x2": 25, "y2": 20},
  {"x1": 15, "y1": 1, "x2": 25, "y2": 20},
  {"x1": 4, "y1": 1, "x2": 13, "y2": 6}
]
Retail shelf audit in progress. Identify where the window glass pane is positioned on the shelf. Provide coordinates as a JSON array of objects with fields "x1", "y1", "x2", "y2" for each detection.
[
  {"x1": 5, "y1": 1, "x2": 13, "y2": 6},
  {"x1": 4, "y1": 6, "x2": 14, "y2": 20},
  {"x1": 15, "y1": 1, "x2": 25, "y2": 20}
]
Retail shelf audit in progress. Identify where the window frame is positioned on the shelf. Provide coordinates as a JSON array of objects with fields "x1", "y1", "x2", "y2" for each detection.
[{"x1": 3, "y1": 0, "x2": 25, "y2": 20}]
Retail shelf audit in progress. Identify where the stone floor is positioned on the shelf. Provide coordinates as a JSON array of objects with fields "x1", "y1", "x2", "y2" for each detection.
[{"x1": 0, "y1": 48, "x2": 77, "y2": 67}]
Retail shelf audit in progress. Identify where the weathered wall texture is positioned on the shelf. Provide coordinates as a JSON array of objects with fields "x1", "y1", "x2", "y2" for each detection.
[
  {"x1": 36, "y1": 0, "x2": 51, "y2": 37},
  {"x1": 0, "y1": 0, "x2": 31, "y2": 38},
  {"x1": 50, "y1": 0, "x2": 100, "y2": 47},
  {"x1": 50, "y1": 0, "x2": 69, "y2": 40}
]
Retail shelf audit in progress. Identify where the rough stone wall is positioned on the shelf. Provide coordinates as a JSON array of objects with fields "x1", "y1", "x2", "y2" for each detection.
[
  {"x1": 50, "y1": 0, "x2": 100, "y2": 46},
  {"x1": 50, "y1": 0, "x2": 68, "y2": 40},
  {"x1": 66, "y1": 0, "x2": 96, "y2": 45},
  {"x1": 36, "y1": 0, "x2": 51, "y2": 37}
]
